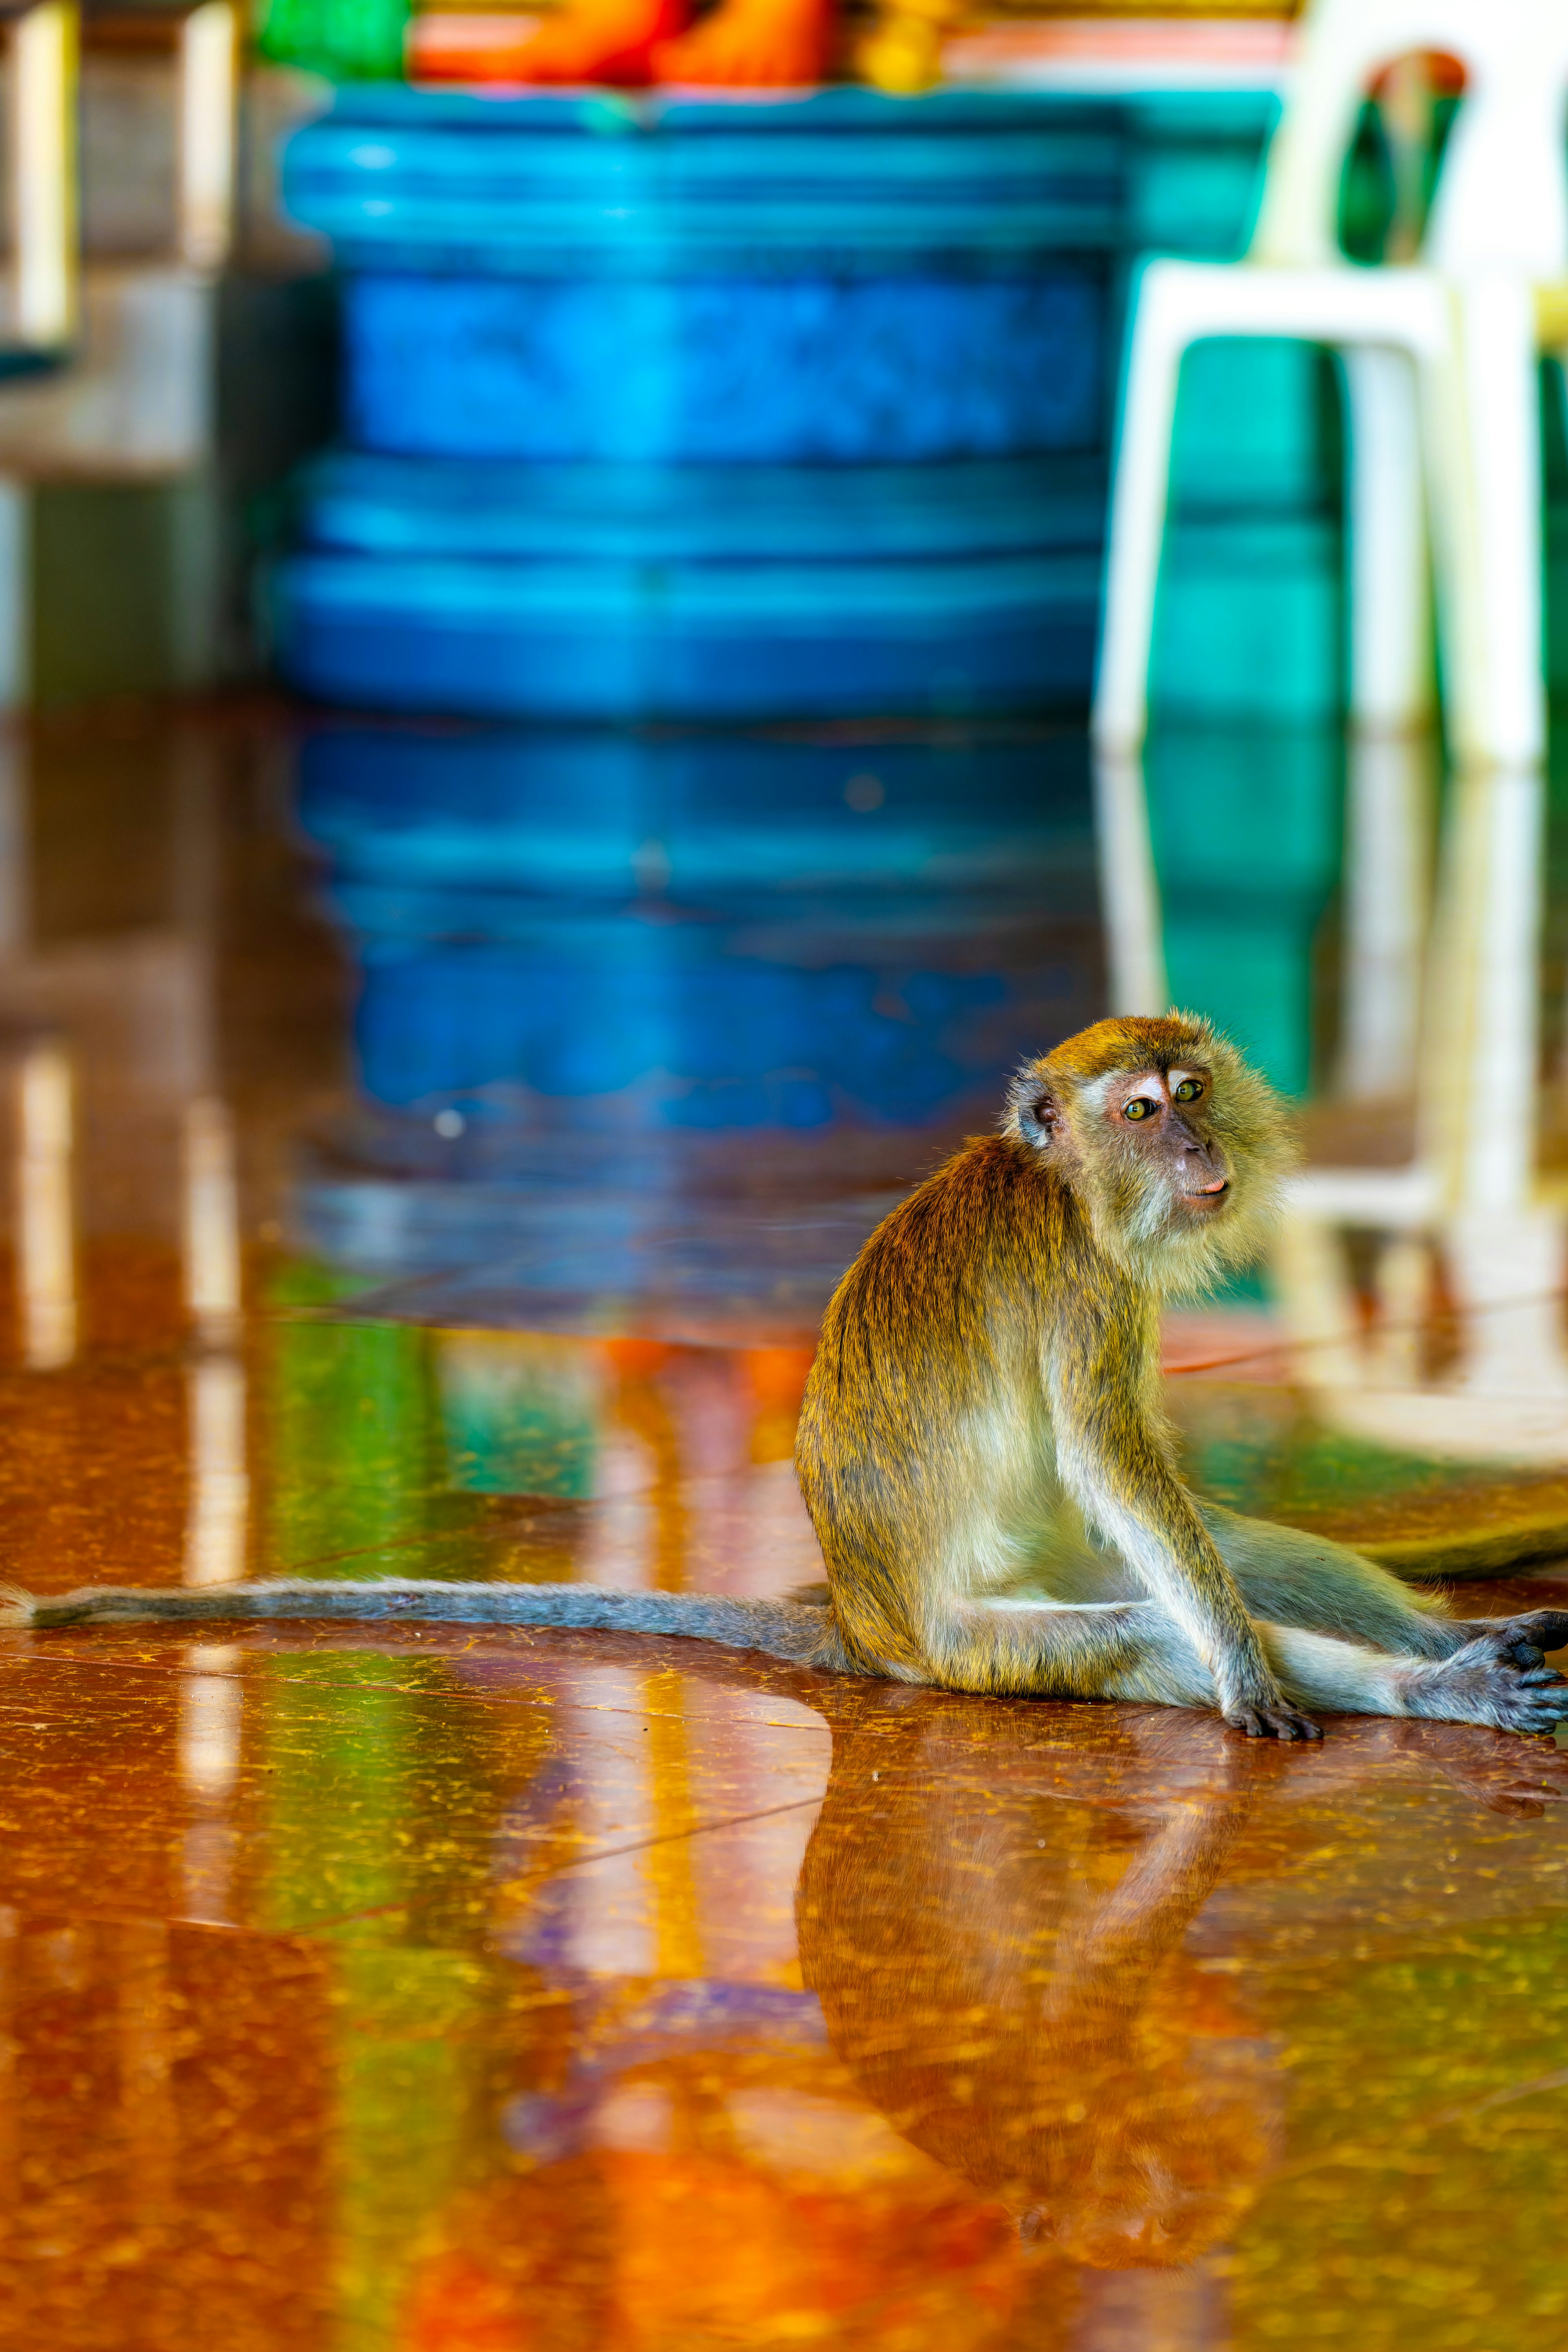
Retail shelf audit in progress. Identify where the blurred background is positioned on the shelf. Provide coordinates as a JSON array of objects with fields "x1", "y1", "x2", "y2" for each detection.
[
  {"x1": 7, "y1": 11, "x2": 1568, "y2": 2348},
  {"x1": 0, "y1": 0, "x2": 1564, "y2": 1541}
]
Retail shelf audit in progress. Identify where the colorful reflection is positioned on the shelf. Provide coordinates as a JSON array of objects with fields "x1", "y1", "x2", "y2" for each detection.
[{"x1": 7, "y1": 1631, "x2": 1568, "y2": 2347}]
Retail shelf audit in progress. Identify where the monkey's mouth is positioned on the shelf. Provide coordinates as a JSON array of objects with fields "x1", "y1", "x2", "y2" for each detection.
[{"x1": 1181, "y1": 1178, "x2": 1229, "y2": 1207}]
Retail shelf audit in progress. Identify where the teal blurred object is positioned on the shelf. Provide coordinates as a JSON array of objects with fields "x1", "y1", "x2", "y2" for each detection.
[{"x1": 1147, "y1": 726, "x2": 1343, "y2": 1098}]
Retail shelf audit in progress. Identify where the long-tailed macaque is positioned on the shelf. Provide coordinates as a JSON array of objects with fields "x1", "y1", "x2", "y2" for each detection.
[
  {"x1": 795, "y1": 1012, "x2": 1568, "y2": 1739},
  {"x1": 7, "y1": 1015, "x2": 1566, "y2": 1742}
]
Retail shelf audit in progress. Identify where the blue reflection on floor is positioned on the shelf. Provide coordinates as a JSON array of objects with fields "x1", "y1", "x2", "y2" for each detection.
[
  {"x1": 299, "y1": 723, "x2": 1103, "y2": 1136},
  {"x1": 290, "y1": 718, "x2": 1343, "y2": 1313},
  {"x1": 291, "y1": 722, "x2": 1103, "y2": 1298}
]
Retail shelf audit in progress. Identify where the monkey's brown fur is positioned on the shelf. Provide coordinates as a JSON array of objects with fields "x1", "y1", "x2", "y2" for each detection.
[
  {"x1": 795, "y1": 1013, "x2": 1568, "y2": 1740},
  {"x1": 10, "y1": 1016, "x2": 1567, "y2": 1740}
]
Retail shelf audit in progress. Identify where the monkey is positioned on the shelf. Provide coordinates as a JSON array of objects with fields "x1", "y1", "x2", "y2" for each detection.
[
  {"x1": 791, "y1": 1011, "x2": 1568, "y2": 1740},
  {"x1": 6, "y1": 1013, "x2": 1566, "y2": 1744}
]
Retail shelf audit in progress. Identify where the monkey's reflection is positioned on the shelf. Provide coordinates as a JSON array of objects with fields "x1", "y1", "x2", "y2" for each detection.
[{"x1": 797, "y1": 1692, "x2": 1278, "y2": 2270}]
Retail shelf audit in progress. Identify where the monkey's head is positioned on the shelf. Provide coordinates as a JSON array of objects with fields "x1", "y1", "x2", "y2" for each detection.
[{"x1": 1005, "y1": 1013, "x2": 1295, "y2": 1292}]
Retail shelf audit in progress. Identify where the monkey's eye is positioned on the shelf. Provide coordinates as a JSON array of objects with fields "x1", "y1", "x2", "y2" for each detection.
[
  {"x1": 1123, "y1": 1098, "x2": 1157, "y2": 1122},
  {"x1": 1173, "y1": 1079, "x2": 1204, "y2": 1102}
]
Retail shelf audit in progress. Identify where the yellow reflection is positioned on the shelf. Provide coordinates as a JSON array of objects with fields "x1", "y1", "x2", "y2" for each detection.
[
  {"x1": 10, "y1": 1, "x2": 78, "y2": 349},
  {"x1": 183, "y1": 1096, "x2": 247, "y2": 1583},
  {"x1": 644, "y1": 1677, "x2": 704, "y2": 1982},
  {"x1": 182, "y1": 1094, "x2": 241, "y2": 1339},
  {"x1": 16, "y1": 1038, "x2": 74, "y2": 1369},
  {"x1": 118, "y1": 1920, "x2": 175, "y2": 2222},
  {"x1": 178, "y1": 1, "x2": 238, "y2": 272},
  {"x1": 0, "y1": 1901, "x2": 14, "y2": 2206},
  {"x1": 180, "y1": 1641, "x2": 241, "y2": 1923},
  {"x1": 184, "y1": 1354, "x2": 249, "y2": 1585}
]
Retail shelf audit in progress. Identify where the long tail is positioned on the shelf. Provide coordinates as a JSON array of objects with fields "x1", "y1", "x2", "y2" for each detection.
[{"x1": 0, "y1": 1579, "x2": 841, "y2": 1667}]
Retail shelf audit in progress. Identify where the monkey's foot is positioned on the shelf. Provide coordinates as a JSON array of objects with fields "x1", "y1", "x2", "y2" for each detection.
[
  {"x1": 1448, "y1": 1609, "x2": 1568, "y2": 1662},
  {"x1": 1225, "y1": 1699, "x2": 1323, "y2": 1742},
  {"x1": 1404, "y1": 1622, "x2": 1568, "y2": 1736},
  {"x1": 652, "y1": 0, "x2": 829, "y2": 87},
  {"x1": 511, "y1": 0, "x2": 687, "y2": 85}
]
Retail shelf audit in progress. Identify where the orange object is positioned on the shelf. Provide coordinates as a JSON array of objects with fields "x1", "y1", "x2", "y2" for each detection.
[
  {"x1": 653, "y1": 0, "x2": 830, "y2": 87},
  {"x1": 410, "y1": 0, "x2": 831, "y2": 89},
  {"x1": 502, "y1": 0, "x2": 690, "y2": 85}
]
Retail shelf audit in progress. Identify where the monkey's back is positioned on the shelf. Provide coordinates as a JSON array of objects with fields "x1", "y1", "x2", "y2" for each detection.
[{"x1": 795, "y1": 1134, "x2": 1064, "y2": 1672}]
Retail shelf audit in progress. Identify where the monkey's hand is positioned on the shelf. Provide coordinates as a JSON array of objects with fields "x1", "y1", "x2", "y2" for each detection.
[{"x1": 1223, "y1": 1699, "x2": 1323, "y2": 1742}]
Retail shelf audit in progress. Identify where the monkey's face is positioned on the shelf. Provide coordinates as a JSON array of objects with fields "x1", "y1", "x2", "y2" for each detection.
[
  {"x1": 1020, "y1": 1063, "x2": 1232, "y2": 1243},
  {"x1": 1009, "y1": 1013, "x2": 1296, "y2": 1289},
  {"x1": 1102, "y1": 1066, "x2": 1230, "y2": 1223}
]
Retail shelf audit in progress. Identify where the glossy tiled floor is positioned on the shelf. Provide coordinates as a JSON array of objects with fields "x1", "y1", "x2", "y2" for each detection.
[{"x1": 5, "y1": 701, "x2": 1568, "y2": 2350}]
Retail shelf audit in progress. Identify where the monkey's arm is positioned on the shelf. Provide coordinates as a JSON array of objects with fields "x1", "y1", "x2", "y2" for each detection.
[{"x1": 1047, "y1": 1303, "x2": 1318, "y2": 1738}]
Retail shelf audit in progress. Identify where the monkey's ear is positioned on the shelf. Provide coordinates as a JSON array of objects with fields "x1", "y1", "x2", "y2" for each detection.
[{"x1": 1022, "y1": 1086, "x2": 1059, "y2": 1143}]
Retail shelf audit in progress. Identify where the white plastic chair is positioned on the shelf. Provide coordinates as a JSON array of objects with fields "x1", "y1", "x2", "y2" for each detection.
[{"x1": 1093, "y1": 0, "x2": 1568, "y2": 769}]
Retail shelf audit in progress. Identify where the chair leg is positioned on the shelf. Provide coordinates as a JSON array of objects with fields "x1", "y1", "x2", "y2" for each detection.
[
  {"x1": 1340, "y1": 344, "x2": 1432, "y2": 733},
  {"x1": 1093, "y1": 271, "x2": 1191, "y2": 753},
  {"x1": 1425, "y1": 276, "x2": 1546, "y2": 769}
]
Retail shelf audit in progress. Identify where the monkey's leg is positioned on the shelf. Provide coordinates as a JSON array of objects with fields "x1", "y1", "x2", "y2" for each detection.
[
  {"x1": 925, "y1": 1596, "x2": 1315, "y2": 1734},
  {"x1": 922, "y1": 1597, "x2": 1203, "y2": 1705},
  {"x1": 1200, "y1": 1501, "x2": 1462, "y2": 1658},
  {"x1": 1258, "y1": 1619, "x2": 1568, "y2": 1737}
]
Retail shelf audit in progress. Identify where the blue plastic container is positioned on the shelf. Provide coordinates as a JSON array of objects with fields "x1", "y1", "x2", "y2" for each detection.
[
  {"x1": 275, "y1": 448, "x2": 1103, "y2": 717},
  {"x1": 273, "y1": 88, "x2": 1121, "y2": 720},
  {"x1": 273, "y1": 83, "x2": 1358, "y2": 727}
]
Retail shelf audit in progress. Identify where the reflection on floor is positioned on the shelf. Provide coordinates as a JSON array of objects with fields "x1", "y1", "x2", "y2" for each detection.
[{"x1": 4, "y1": 699, "x2": 1568, "y2": 2350}]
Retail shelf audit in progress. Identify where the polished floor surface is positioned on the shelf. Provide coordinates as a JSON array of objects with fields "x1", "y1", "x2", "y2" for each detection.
[{"x1": 4, "y1": 701, "x2": 1568, "y2": 2351}]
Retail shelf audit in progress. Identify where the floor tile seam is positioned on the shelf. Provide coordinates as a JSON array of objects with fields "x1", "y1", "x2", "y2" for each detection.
[
  {"x1": 0, "y1": 1896, "x2": 385, "y2": 1951},
  {"x1": 523, "y1": 1793, "x2": 826, "y2": 1882},
  {"x1": 0, "y1": 1800, "x2": 827, "y2": 1958},
  {"x1": 1267, "y1": 2060, "x2": 1568, "y2": 2185}
]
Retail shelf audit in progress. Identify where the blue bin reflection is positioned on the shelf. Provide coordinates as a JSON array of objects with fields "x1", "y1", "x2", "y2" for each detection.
[{"x1": 297, "y1": 726, "x2": 1102, "y2": 1140}]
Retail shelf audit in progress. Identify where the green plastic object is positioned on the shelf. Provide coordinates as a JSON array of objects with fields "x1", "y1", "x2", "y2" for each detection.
[{"x1": 257, "y1": 0, "x2": 408, "y2": 83}]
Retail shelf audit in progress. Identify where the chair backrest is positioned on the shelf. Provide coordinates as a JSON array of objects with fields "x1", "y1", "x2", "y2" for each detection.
[{"x1": 1249, "y1": 0, "x2": 1568, "y2": 277}]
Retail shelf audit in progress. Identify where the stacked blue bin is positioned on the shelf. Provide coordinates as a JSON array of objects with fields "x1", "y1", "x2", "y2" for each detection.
[{"x1": 272, "y1": 87, "x2": 1125, "y2": 720}]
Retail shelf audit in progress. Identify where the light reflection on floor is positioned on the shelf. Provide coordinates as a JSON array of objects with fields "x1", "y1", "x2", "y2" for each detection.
[{"x1": 2, "y1": 701, "x2": 1568, "y2": 2350}]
